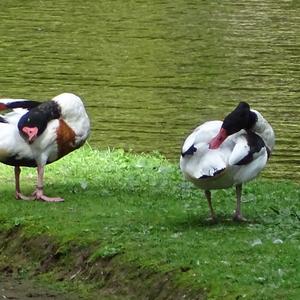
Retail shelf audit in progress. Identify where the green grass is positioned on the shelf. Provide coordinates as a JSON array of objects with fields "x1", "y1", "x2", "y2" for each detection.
[{"x1": 0, "y1": 146, "x2": 299, "y2": 299}]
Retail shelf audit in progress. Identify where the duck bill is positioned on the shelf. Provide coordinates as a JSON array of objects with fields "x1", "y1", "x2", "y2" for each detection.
[
  {"x1": 22, "y1": 126, "x2": 38, "y2": 143},
  {"x1": 209, "y1": 128, "x2": 228, "y2": 149}
]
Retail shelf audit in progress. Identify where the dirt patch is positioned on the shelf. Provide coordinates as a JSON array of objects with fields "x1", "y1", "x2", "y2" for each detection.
[
  {"x1": 0, "y1": 275, "x2": 71, "y2": 300},
  {"x1": 0, "y1": 226, "x2": 206, "y2": 300}
]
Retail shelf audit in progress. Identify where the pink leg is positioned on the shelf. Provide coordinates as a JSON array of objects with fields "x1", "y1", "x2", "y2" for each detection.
[
  {"x1": 14, "y1": 166, "x2": 34, "y2": 200},
  {"x1": 233, "y1": 184, "x2": 247, "y2": 222},
  {"x1": 204, "y1": 190, "x2": 217, "y2": 222},
  {"x1": 32, "y1": 165, "x2": 64, "y2": 202}
]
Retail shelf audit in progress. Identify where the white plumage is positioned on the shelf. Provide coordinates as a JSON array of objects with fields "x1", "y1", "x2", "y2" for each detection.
[
  {"x1": 0, "y1": 93, "x2": 90, "y2": 202},
  {"x1": 180, "y1": 102, "x2": 275, "y2": 221}
]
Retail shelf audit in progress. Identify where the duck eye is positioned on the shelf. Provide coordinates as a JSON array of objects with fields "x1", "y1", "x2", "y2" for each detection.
[{"x1": 27, "y1": 118, "x2": 31, "y2": 122}]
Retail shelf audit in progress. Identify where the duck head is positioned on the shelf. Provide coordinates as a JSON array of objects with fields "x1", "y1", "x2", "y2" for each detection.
[
  {"x1": 18, "y1": 110, "x2": 47, "y2": 144},
  {"x1": 209, "y1": 102, "x2": 257, "y2": 149},
  {"x1": 18, "y1": 101, "x2": 61, "y2": 144}
]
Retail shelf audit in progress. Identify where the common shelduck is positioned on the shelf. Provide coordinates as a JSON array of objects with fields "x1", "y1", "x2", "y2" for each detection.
[
  {"x1": 0, "y1": 93, "x2": 90, "y2": 202},
  {"x1": 180, "y1": 102, "x2": 275, "y2": 222}
]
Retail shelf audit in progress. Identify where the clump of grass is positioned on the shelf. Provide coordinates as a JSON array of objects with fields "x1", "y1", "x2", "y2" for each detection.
[{"x1": 0, "y1": 146, "x2": 299, "y2": 299}]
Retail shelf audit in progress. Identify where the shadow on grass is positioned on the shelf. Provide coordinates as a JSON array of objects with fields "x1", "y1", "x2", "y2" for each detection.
[{"x1": 170, "y1": 213, "x2": 264, "y2": 231}]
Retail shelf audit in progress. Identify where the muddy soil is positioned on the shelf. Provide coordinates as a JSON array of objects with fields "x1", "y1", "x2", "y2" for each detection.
[
  {"x1": 0, "y1": 228, "x2": 206, "y2": 300},
  {"x1": 0, "y1": 275, "x2": 71, "y2": 300}
]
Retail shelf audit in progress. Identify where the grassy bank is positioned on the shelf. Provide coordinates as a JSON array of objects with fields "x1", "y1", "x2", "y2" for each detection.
[{"x1": 0, "y1": 146, "x2": 299, "y2": 299}]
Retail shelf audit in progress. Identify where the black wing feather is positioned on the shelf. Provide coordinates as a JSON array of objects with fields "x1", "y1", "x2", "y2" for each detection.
[{"x1": 236, "y1": 132, "x2": 266, "y2": 165}]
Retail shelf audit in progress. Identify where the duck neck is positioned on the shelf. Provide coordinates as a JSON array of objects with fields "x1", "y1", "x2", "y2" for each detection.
[{"x1": 251, "y1": 110, "x2": 275, "y2": 152}]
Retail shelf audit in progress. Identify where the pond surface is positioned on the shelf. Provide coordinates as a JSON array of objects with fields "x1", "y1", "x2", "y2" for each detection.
[{"x1": 0, "y1": 0, "x2": 299, "y2": 180}]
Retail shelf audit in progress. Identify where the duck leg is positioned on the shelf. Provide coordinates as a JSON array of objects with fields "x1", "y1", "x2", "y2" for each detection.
[
  {"x1": 32, "y1": 165, "x2": 64, "y2": 202},
  {"x1": 204, "y1": 190, "x2": 217, "y2": 222},
  {"x1": 14, "y1": 166, "x2": 34, "y2": 200},
  {"x1": 233, "y1": 184, "x2": 247, "y2": 222}
]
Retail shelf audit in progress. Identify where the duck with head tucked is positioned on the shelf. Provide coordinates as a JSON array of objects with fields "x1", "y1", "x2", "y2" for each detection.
[
  {"x1": 0, "y1": 93, "x2": 90, "y2": 202},
  {"x1": 180, "y1": 102, "x2": 275, "y2": 222}
]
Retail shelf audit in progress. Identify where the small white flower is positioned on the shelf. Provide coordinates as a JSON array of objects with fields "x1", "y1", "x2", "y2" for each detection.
[
  {"x1": 256, "y1": 277, "x2": 265, "y2": 282},
  {"x1": 171, "y1": 232, "x2": 182, "y2": 238},
  {"x1": 278, "y1": 268, "x2": 284, "y2": 277},
  {"x1": 251, "y1": 239, "x2": 263, "y2": 247},
  {"x1": 273, "y1": 239, "x2": 283, "y2": 244},
  {"x1": 80, "y1": 181, "x2": 88, "y2": 190}
]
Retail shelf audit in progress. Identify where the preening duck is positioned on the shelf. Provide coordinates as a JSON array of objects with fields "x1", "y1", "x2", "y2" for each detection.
[
  {"x1": 0, "y1": 93, "x2": 90, "y2": 202},
  {"x1": 180, "y1": 102, "x2": 275, "y2": 222}
]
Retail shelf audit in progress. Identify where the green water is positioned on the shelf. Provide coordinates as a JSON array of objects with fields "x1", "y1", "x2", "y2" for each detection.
[{"x1": 0, "y1": 0, "x2": 299, "y2": 180}]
